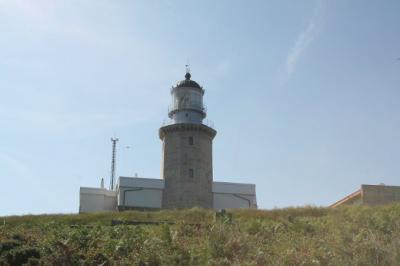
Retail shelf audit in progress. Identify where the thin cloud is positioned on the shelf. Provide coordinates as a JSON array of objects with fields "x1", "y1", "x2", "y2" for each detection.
[
  {"x1": 286, "y1": 21, "x2": 316, "y2": 76},
  {"x1": 282, "y1": 0, "x2": 327, "y2": 82}
]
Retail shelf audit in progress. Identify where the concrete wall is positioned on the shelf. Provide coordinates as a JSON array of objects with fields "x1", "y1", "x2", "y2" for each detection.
[
  {"x1": 117, "y1": 177, "x2": 164, "y2": 209},
  {"x1": 80, "y1": 177, "x2": 257, "y2": 212},
  {"x1": 160, "y1": 123, "x2": 216, "y2": 209},
  {"x1": 213, "y1": 181, "x2": 257, "y2": 209},
  {"x1": 117, "y1": 177, "x2": 257, "y2": 210},
  {"x1": 331, "y1": 184, "x2": 400, "y2": 207},
  {"x1": 214, "y1": 194, "x2": 253, "y2": 209},
  {"x1": 120, "y1": 189, "x2": 162, "y2": 209},
  {"x1": 79, "y1": 187, "x2": 117, "y2": 213},
  {"x1": 362, "y1": 184, "x2": 400, "y2": 206}
]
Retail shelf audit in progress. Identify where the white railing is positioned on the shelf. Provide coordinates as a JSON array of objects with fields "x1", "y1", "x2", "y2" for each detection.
[
  {"x1": 204, "y1": 119, "x2": 214, "y2": 128},
  {"x1": 161, "y1": 118, "x2": 215, "y2": 129},
  {"x1": 168, "y1": 104, "x2": 207, "y2": 114}
]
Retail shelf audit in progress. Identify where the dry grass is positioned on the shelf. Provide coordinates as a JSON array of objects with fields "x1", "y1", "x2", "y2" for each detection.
[{"x1": 1, "y1": 205, "x2": 400, "y2": 265}]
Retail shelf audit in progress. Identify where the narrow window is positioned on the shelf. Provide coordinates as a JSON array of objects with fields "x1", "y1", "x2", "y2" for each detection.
[
  {"x1": 189, "y1": 136, "x2": 194, "y2": 145},
  {"x1": 189, "y1": 168, "x2": 194, "y2": 178}
]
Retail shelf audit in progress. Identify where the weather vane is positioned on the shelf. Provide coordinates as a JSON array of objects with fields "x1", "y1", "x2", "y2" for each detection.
[{"x1": 185, "y1": 58, "x2": 190, "y2": 74}]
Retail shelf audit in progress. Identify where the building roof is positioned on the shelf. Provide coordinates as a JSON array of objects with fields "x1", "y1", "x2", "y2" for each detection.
[
  {"x1": 116, "y1": 176, "x2": 256, "y2": 195},
  {"x1": 330, "y1": 183, "x2": 400, "y2": 208},
  {"x1": 212, "y1": 181, "x2": 256, "y2": 195},
  {"x1": 118, "y1": 176, "x2": 164, "y2": 189},
  {"x1": 330, "y1": 189, "x2": 362, "y2": 208},
  {"x1": 175, "y1": 72, "x2": 201, "y2": 89}
]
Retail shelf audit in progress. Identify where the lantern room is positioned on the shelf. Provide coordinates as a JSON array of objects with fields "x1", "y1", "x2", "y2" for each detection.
[{"x1": 168, "y1": 72, "x2": 206, "y2": 124}]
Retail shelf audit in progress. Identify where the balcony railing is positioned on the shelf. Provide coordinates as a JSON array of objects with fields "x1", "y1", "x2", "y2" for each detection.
[
  {"x1": 162, "y1": 118, "x2": 215, "y2": 129},
  {"x1": 170, "y1": 86, "x2": 205, "y2": 94},
  {"x1": 168, "y1": 104, "x2": 207, "y2": 114}
]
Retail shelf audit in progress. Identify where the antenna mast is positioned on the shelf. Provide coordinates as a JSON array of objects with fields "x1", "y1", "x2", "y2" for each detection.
[
  {"x1": 185, "y1": 62, "x2": 190, "y2": 74},
  {"x1": 110, "y1": 137, "x2": 119, "y2": 190}
]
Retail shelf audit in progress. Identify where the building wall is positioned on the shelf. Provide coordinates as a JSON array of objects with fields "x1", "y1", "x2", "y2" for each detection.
[
  {"x1": 117, "y1": 177, "x2": 164, "y2": 209},
  {"x1": 119, "y1": 189, "x2": 162, "y2": 209},
  {"x1": 79, "y1": 187, "x2": 117, "y2": 213},
  {"x1": 104, "y1": 195, "x2": 117, "y2": 210},
  {"x1": 213, "y1": 193, "x2": 254, "y2": 209},
  {"x1": 213, "y1": 181, "x2": 257, "y2": 209},
  {"x1": 80, "y1": 178, "x2": 257, "y2": 212},
  {"x1": 160, "y1": 123, "x2": 216, "y2": 209},
  {"x1": 362, "y1": 185, "x2": 400, "y2": 206}
]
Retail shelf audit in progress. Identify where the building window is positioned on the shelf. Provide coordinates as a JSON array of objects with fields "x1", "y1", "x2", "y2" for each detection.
[
  {"x1": 189, "y1": 168, "x2": 194, "y2": 178},
  {"x1": 189, "y1": 136, "x2": 194, "y2": 145},
  {"x1": 185, "y1": 113, "x2": 189, "y2": 117}
]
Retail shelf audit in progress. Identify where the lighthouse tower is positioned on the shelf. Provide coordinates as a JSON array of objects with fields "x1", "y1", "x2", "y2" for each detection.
[
  {"x1": 159, "y1": 70, "x2": 217, "y2": 208},
  {"x1": 79, "y1": 67, "x2": 257, "y2": 213}
]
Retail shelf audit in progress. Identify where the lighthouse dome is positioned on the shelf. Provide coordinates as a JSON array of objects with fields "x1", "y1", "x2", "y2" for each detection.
[{"x1": 175, "y1": 72, "x2": 201, "y2": 89}]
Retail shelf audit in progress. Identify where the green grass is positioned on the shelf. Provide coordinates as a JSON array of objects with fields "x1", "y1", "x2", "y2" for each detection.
[{"x1": 1, "y1": 205, "x2": 400, "y2": 265}]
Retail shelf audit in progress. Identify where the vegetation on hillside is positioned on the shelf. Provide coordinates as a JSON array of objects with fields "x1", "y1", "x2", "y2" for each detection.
[{"x1": 1, "y1": 205, "x2": 400, "y2": 265}]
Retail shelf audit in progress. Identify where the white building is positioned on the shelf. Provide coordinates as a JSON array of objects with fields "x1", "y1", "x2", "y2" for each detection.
[
  {"x1": 79, "y1": 70, "x2": 257, "y2": 212},
  {"x1": 80, "y1": 177, "x2": 257, "y2": 212}
]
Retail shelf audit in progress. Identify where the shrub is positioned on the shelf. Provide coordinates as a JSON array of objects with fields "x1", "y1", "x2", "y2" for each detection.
[
  {"x1": 0, "y1": 240, "x2": 21, "y2": 255},
  {"x1": 1, "y1": 205, "x2": 400, "y2": 264},
  {"x1": 5, "y1": 247, "x2": 40, "y2": 266}
]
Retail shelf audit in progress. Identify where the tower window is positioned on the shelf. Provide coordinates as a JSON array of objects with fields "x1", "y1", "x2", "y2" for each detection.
[
  {"x1": 189, "y1": 136, "x2": 194, "y2": 145},
  {"x1": 189, "y1": 168, "x2": 194, "y2": 178}
]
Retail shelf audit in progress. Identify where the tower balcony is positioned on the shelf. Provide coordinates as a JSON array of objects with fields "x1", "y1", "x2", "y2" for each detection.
[
  {"x1": 162, "y1": 118, "x2": 215, "y2": 129},
  {"x1": 168, "y1": 104, "x2": 207, "y2": 118}
]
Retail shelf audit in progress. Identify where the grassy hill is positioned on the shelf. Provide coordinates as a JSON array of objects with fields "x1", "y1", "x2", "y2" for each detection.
[{"x1": 1, "y1": 205, "x2": 400, "y2": 265}]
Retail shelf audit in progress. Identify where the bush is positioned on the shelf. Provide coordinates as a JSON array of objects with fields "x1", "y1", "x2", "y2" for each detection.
[
  {"x1": 5, "y1": 247, "x2": 40, "y2": 266},
  {"x1": 0, "y1": 240, "x2": 21, "y2": 255},
  {"x1": 0, "y1": 205, "x2": 400, "y2": 264}
]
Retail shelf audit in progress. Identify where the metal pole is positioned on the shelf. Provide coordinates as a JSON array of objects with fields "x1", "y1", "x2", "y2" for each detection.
[{"x1": 110, "y1": 137, "x2": 119, "y2": 190}]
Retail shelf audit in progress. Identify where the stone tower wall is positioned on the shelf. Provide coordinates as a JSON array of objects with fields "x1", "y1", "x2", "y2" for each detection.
[{"x1": 159, "y1": 123, "x2": 216, "y2": 208}]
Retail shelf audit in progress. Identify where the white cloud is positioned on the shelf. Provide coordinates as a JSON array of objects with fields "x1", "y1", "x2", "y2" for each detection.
[
  {"x1": 282, "y1": 0, "x2": 327, "y2": 83},
  {"x1": 286, "y1": 22, "x2": 316, "y2": 76}
]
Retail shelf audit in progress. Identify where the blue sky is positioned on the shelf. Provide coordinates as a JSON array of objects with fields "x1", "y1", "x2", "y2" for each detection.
[{"x1": 1, "y1": 0, "x2": 399, "y2": 216}]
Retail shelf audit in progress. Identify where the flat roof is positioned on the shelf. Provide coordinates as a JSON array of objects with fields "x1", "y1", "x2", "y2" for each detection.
[
  {"x1": 117, "y1": 176, "x2": 256, "y2": 195},
  {"x1": 213, "y1": 181, "x2": 256, "y2": 195},
  {"x1": 80, "y1": 187, "x2": 117, "y2": 196},
  {"x1": 361, "y1": 184, "x2": 400, "y2": 189},
  {"x1": 118, "y1": 176, "x2": 164, "y2": 189}
]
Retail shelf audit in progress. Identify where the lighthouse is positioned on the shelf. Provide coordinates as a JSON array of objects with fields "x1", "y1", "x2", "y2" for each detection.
[
  {"x1": 159, "y1": 70, "x2": 217, "y2": 208},
  {"x1": 79, "y1": 68, "x2": 257, "y2": 213}
]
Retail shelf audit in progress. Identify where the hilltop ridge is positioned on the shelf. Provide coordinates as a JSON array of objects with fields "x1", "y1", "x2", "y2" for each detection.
[{"x1": 1, "y1": 205, "x2": 400, "y2": 265}]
